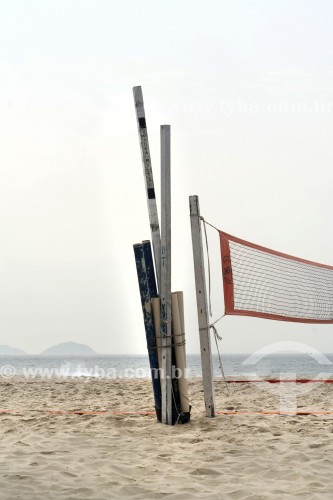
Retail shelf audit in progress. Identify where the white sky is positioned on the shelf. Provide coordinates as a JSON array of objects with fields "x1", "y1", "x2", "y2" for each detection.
[{"x1": 0, "y1": 0, "x2": 332, "y2": 354}]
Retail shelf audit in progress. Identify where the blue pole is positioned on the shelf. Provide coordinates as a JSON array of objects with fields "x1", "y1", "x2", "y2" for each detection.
[
  {"x1": 142, "y1": 241, "x2": 158, "y2": 298},
  {"x1": 134, "y1": 242, "x2": 161, "y2": 421},
  {"x1": 142, "y1": 240, "x2": 188, "y2": 424}
]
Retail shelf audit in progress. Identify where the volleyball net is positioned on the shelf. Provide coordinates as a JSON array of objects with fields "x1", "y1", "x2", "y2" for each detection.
[{"x1": 220, "y1": 231, "x2": 333, "y2": 323}]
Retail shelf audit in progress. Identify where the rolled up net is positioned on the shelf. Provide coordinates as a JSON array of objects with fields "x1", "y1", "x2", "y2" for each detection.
[{"x1": 220, "y1": 231, "x2": 333, "y2": 323}]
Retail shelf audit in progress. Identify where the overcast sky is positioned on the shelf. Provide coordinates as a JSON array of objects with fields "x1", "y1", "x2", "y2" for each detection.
[{"x1": 1, "y1": 0, "x2": 332, "y2": 354}]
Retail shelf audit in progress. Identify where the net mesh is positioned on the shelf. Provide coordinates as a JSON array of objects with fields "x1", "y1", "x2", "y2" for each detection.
[{"x1": 220, "y1": 231, "x2": 333, "y2": 323}]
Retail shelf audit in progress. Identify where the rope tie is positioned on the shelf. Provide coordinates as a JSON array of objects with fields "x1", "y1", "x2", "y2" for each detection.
[
  {"x1": 201, "y1": 216, "x2": 213, "y2": 317},
  {"x1": 171, "y1": 385, "x2": 181, "y2": 425},
  {"x1": 154, "y1": 331, "x2": 186, "y2": 349},
  {"x1": 155, "y1": 332, "x2": 185, "y2": 338},
  {"x1": 210, "y1": 321, "x2": 230, "y2": 395},
  {"x1": 150, "y1": 341, "x2": 186, "y2": 350},
  {"x1": 181, "y1": 394, "x2": 206, "y2": 416},
  {"x1": 200, "y1": 216, "x2": 220, "y2": 233}
]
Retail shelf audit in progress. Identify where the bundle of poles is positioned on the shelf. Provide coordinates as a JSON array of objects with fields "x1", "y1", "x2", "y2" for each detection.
[{"x1": 132, "y1": 86, "x2": 191, "y2": 425}]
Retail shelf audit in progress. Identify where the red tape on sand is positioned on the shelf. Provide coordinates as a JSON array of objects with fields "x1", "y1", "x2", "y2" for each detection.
[{"x1": 226, "y1": 379, "x2": 333, "y2": 383}]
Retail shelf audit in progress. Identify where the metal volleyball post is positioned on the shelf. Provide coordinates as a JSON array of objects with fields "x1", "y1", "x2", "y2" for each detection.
[
  {"x1": 133, "y1": 86, "x2": 161, "y2": 291},
  {"x1": 189, "y1": 195, "x2": 215, "y2": 417},
  {"x1": 160, "y1": 125, "x2": 173, "y2": 425}
]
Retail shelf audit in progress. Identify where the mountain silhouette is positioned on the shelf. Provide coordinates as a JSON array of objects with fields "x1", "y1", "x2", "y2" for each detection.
[
  {"x1": 0, "y1": 345, "x2": 26, "y2": 355},
  {"x1": 41, "y1": 342, "x2": 97, "y2": 355}
]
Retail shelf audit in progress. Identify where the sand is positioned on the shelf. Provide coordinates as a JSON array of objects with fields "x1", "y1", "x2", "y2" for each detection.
[{"x1": 0, "y1": 377, "x2": 333, "y2": 499}]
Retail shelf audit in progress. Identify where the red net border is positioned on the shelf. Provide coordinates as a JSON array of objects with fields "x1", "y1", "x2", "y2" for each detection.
[{"x1": 220, "y1": 231, "x2": 333, "y2": 324}]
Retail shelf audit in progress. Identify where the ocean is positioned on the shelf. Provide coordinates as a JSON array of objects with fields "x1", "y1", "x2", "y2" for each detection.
[{"x1": 1, "y1": 353, "x2": 333, "y2": 380}]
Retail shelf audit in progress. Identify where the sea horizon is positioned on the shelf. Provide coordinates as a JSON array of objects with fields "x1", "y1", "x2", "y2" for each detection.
[{"x1": 1, "y1": 353, "x2": 333, "y2": 380}]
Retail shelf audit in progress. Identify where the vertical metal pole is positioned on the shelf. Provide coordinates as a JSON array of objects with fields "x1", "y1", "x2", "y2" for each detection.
[
  {"x1": 133, "y1": 86, "x2": 161, "y2": 291},
  {"x1": 160, "y1": 125, "x2": 172, "y2": 425},
  {"x1": 189, "y1": 195, "x2": 215, "y2": 417}
]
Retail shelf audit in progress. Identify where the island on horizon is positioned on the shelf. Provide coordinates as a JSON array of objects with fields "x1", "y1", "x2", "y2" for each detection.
[
  {"x1": 0, "y1": 345, "x2": 27, "y2": 355},
  {"x1": 0, "y1": 342, "x2": 99, "y2": 356},
  {"x1": 41, "y1": 341, "x2": 97, "y2": 356}
]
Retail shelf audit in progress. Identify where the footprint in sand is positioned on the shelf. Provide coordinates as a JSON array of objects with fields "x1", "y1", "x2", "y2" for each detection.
[{"x1": 190, "y1": 468, "x2": 220, "y2": 476}]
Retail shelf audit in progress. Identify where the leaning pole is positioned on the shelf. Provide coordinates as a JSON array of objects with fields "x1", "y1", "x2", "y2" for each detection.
[{"x1": 133, "y1": 86, "x2": 161, "y2": 291}]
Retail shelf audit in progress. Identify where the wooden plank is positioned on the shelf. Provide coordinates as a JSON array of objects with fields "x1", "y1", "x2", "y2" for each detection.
[
  {"x1": 171, "y1": 292, "x2": 190, "y2": 414},
  {"x1": 133, "y1": 242, "x2": 161, "y2": 421},
  {"x1": 160, "y1": 125, "x2": 172, "y2": 425},
  {"x1": 133, "y1": 86, "x2": 161, "y2": 291},
  {"x1": 189, "y1": 195, "x2": 215, "y2": 417}
]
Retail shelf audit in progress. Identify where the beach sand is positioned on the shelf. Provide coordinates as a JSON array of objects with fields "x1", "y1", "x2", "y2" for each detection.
[{"x1": 0, "y1": 377, "x2": 333, "y2": 499}]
